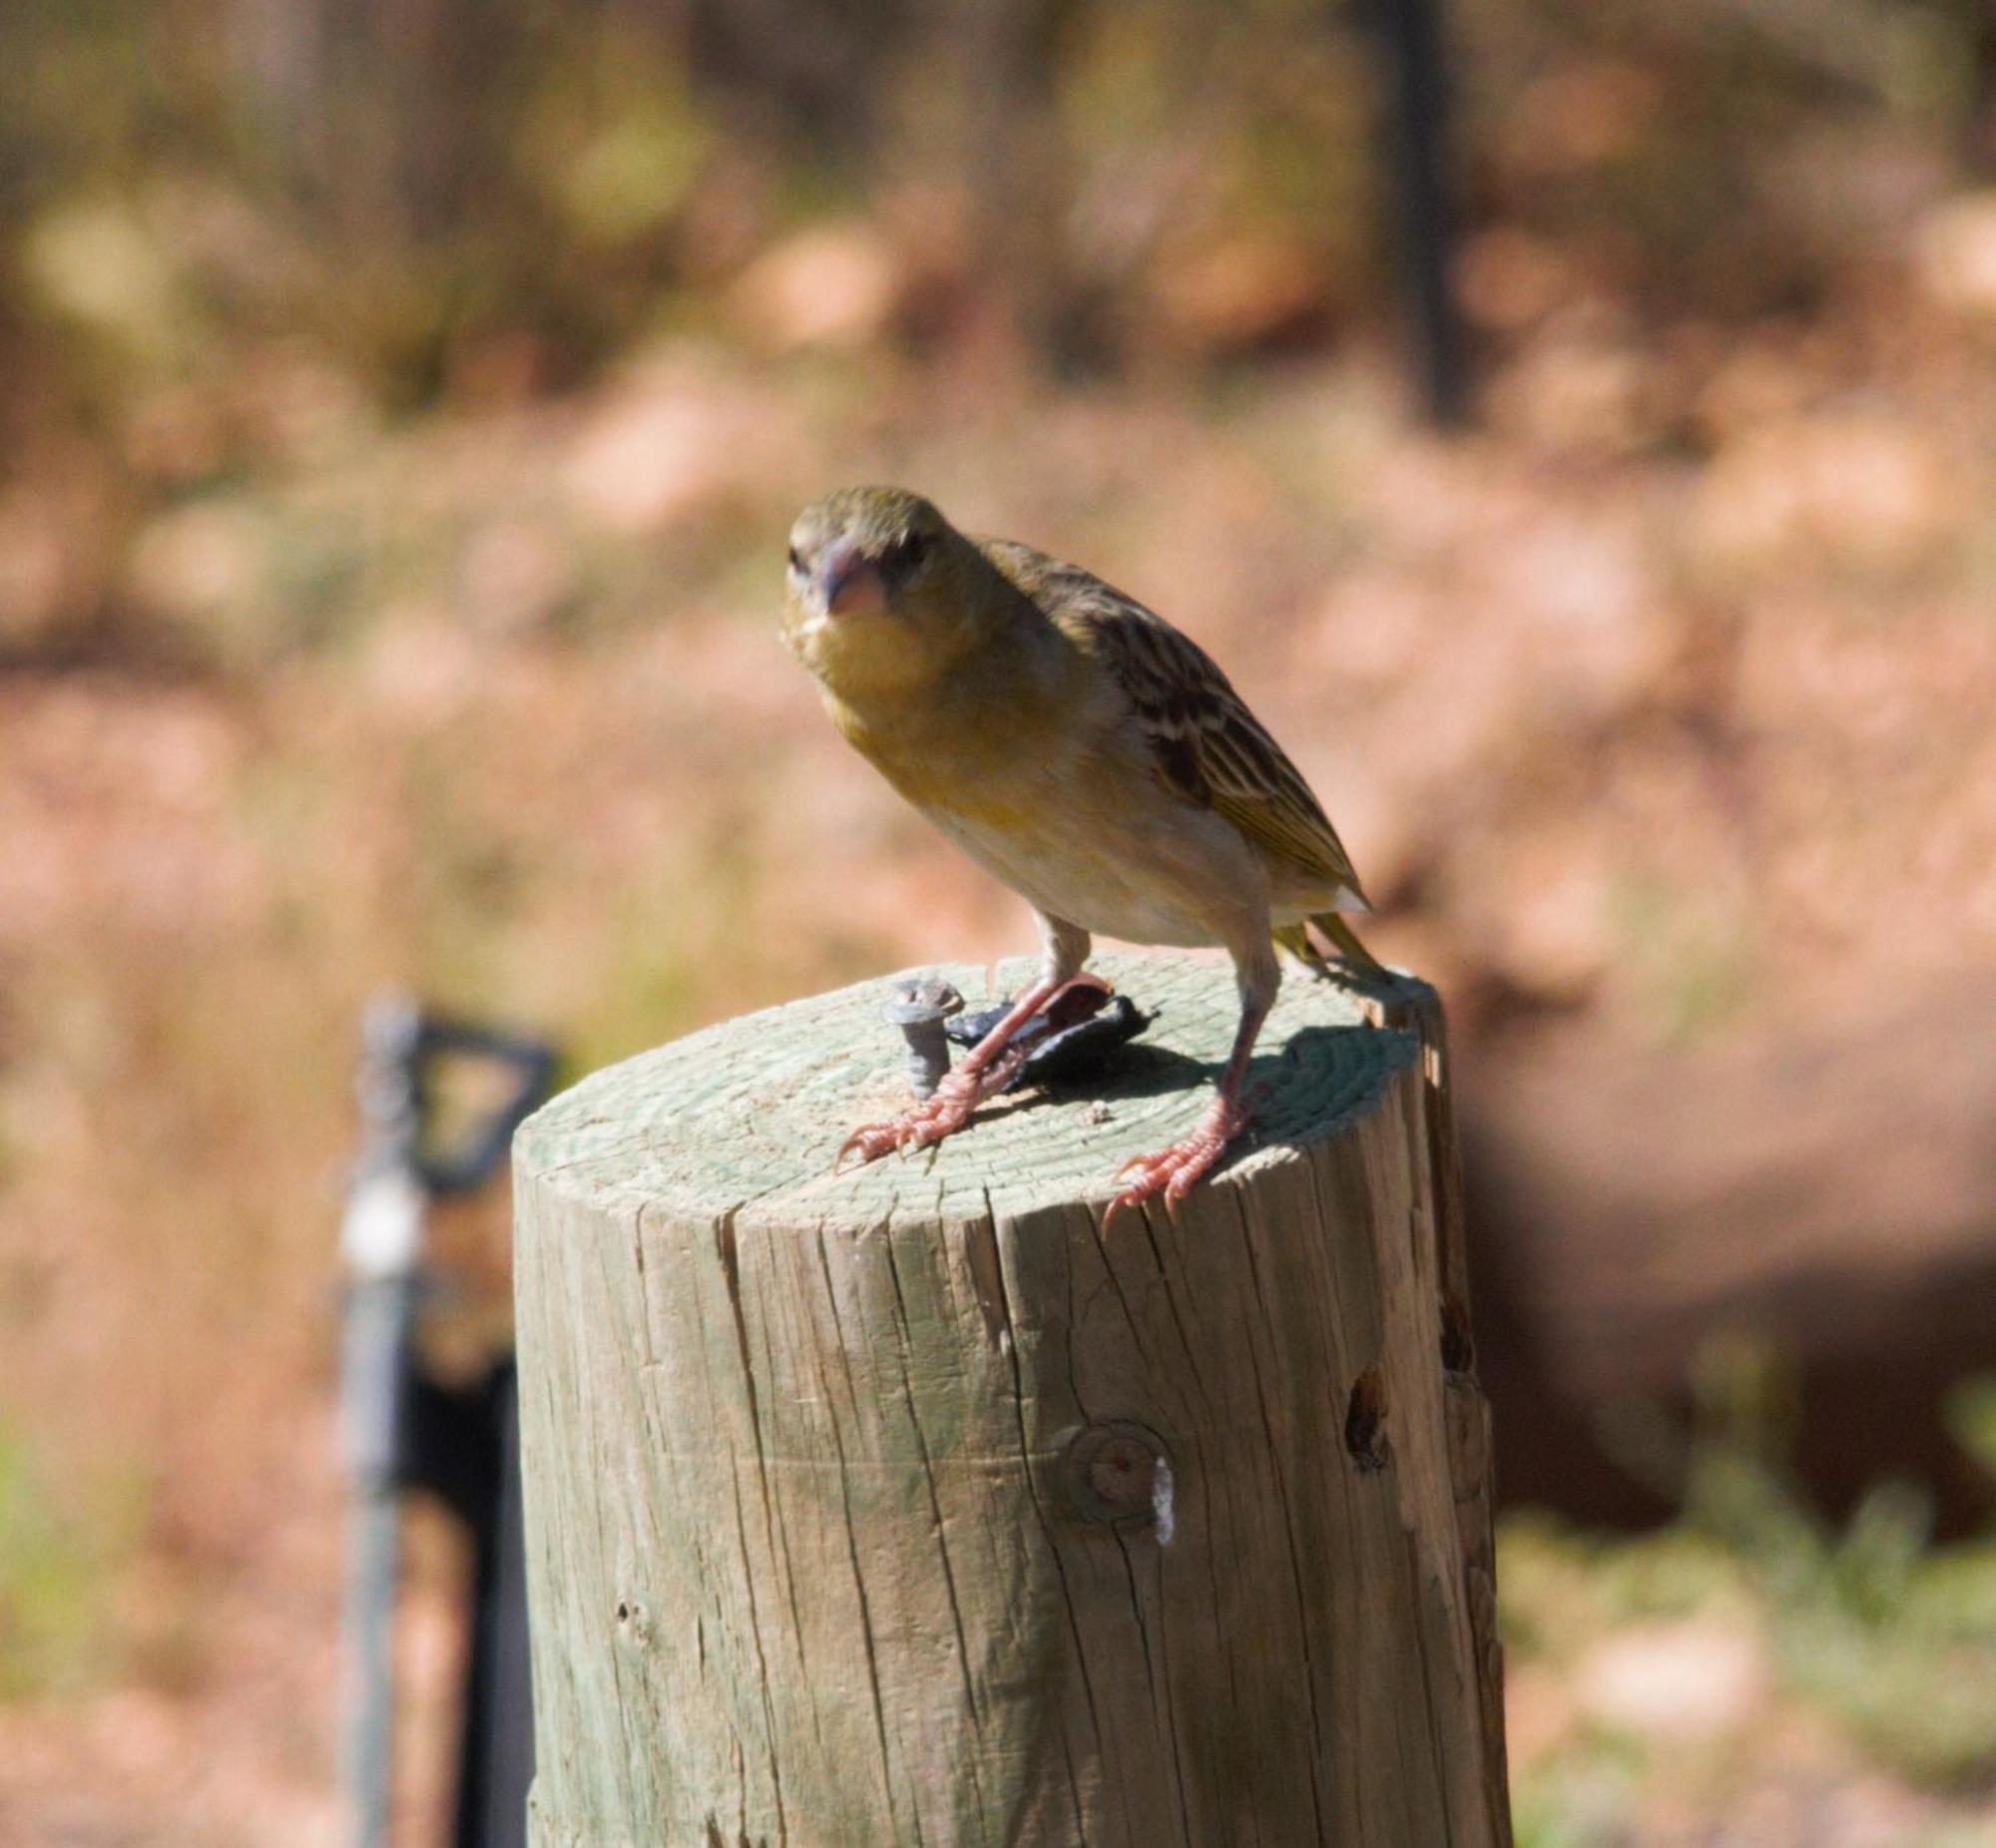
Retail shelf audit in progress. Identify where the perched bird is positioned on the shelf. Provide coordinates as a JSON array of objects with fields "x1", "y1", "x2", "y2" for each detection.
[{"x1": 782, "y1": 485, "x2": 1376, "y2": 1216}]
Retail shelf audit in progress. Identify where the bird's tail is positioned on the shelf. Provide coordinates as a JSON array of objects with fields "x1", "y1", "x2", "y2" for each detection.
[{"x1": 1276, "y1": 910, "x2": 1385, "y2": 977}]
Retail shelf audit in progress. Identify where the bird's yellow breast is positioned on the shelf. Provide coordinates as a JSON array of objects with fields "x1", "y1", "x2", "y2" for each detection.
[{"x1": 819, "y1": 682, "x2": 1067, "y2": 831}]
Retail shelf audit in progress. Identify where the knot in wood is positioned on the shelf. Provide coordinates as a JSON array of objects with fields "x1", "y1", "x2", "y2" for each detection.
[{"x1": 1060, "y1": 1420, "x2": 1171, "y2": 1527}]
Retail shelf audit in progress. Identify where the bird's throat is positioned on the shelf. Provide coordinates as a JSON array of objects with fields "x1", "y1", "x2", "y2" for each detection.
[{"x1": 819, "y1": 666, "x2": 1044, "y2": 819}]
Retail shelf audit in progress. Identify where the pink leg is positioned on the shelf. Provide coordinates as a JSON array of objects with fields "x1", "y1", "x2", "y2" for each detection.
[
  {"x1": 837, "y1": 973, "x2": 1105, "y2": 1167},
  {"x1": 1105, "y1": 977, "x2": 1273, "y2": 1225}
]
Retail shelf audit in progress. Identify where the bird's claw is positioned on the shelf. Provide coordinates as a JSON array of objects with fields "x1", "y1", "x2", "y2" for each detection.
[
  {"x1": 833, "y1": 1122, "x2": 910, "y2": 1169},
  {"x1": 834, "y1": 1049, "x2": 1027, "y2": 1171},
  {"x1": 1101, "y1": 1096, "x2": 1250, "y2": 1229},
  {"x1": 835, "y1": 1098, "x2": 964, "y2": 1167}
]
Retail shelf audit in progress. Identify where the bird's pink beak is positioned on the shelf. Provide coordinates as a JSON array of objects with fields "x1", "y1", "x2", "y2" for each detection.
[{"x1": 817, "y1": 539, "x2": 885, "y2": 617}]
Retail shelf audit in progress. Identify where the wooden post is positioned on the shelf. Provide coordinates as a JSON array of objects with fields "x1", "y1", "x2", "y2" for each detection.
[{"x1": 513, "y1": 948, "x2": 1511, "y2": 1848}]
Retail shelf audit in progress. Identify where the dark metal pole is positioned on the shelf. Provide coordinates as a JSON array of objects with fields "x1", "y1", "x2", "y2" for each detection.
[
  {"x1": 1363, "y1": 0, "x2": 1473, "y2": 428},
  {"x1": 338, "y1": 998, "x2": 429, "y2": 1848},
  {"x1": 450, "y1": 1364, "x2": 534, "y2": 1848},
  {"x1": 337, "y1": 999, "x2": 557, "y2": 1848}
]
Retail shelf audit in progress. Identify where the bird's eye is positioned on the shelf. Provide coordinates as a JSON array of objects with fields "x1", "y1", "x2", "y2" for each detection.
[
  {"x1": 786, "y1": 545, "x2": 803, "y2": 573},
  {"x1": 882, "y1": 532, "x2": 929, "y2": 577}
]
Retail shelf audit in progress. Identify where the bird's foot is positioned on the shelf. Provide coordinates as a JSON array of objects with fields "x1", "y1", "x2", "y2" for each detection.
[
  {"x1": 1104, "y1": 1093, "x2": 1251, "y2": 1225},
  {"x1": 835, "y1": 1048, "x2": 1028, "y2": 1168}
]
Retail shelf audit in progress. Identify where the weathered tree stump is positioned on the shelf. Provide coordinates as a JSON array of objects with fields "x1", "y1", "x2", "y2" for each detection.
[{"x1": 513, "y1": 948, "x2": 1510, "y2": 1847}]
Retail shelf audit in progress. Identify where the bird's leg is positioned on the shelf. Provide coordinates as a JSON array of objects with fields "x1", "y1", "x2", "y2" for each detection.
[
  {"x1": 1107, "y1": 941, "x2": 1276, "y2": 1223},
  {"x1": 837, "y1": 917, "x2": 1095, "y2": 1168}
]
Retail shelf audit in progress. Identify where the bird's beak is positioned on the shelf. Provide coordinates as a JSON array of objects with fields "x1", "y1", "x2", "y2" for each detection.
[{"x1": 817, "y1": 539, "x2": 885, "y2": 617}]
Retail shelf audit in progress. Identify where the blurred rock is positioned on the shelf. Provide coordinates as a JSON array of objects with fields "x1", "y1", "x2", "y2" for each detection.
[
  {"x1": 1503, "y1": 57, "x2": 1665, "y2": 178},
  {"x1": 1488, "y1": 510, "x2": 1671, "y2": 723},
  {"x1": 1150, "y1": 234, "x2": 1333, "y2": 355},
  {"x1": 1575, "y1": 1620, "x2": 1766, "y2": 1742},
  {"x1": 1458, "y1": 229, "x2": 1576, "y2": 333},
  {"x1": 727, "y1": 223, "x2": 902, "y2": 354},
  {"x1": 1466, "y1": 973, "x2": 1996, "y2": 1533},
  {"x1": 1491, "y1": 319, "x2": 1657, "y2": 457},
  {"x1": 1913, "y1": 191, "x2": 1996, "y2": 322},
  {"x1": 0, "y1": 493, "x2": 74, "y2": 651},
  {"x1": 456, "y1": 517, "x2": 577, "y2": 636},
  {"x1": 441, "y1": 330, "x2": 550, "y2": 408},
  {"x1": 240, "y1": 349, "x2": 375, "y2": 469},
  {"x1": 1691, "y1": 338, "x2": 1817, "y2": 443},
  {"x1": 1482, "y1": 834, "x2": 1615, "y2": 1004},
  {"x1": 1308, "y1": 766, "x2": 1425, "y2": 910},
  {"x1": 0, "y1": 686, "x2": 255, "y2": 941},
  {"x1": 126, "y1": 501, "x2": 263, "y2": 627},
  {"x1": 122, "y1": 383, "x2": 232, "y2": 485},
  {"x1": 19, "y1": 196, "x2": 194, "y2": 365},
  {"x1": 1691, "y1": 416, "x2": 1959, "y2": 583},
  {"x1": 1502, "y1": 1661, "x2": 1577, "y2": 1768},
  {"x1": 359, "y1": 607, "x2": 483, "y2": 727},
  {"x1": 561, "y1": 353, "x2": 789, "y2": 533},
  {"x1": 1304, "y1": 568, "x2": 1433, "y2": 693}
]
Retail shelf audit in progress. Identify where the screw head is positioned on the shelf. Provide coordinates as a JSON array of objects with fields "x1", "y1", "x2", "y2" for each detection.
[{"x1": 881, "y1": 977, "x2": 964, "y2": 1028}]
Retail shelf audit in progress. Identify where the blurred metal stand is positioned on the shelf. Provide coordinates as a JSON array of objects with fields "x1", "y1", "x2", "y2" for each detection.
[
  {"x1": 1360, "y1": 0, "x2": 1472, "y2": 427},
  {"x1": 338, "y1": 997, "x2": 557, "y2": 1848}
]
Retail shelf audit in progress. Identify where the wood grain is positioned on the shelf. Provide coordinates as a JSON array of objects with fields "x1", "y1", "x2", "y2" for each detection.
[{"x1": 514, "y1": 948, "x2": 1511, "y2": 1847}]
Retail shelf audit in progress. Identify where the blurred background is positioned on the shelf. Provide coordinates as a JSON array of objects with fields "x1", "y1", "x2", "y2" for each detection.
[{"x1": 4, "y1": 0, "x2": 1996, "y2": 1842}]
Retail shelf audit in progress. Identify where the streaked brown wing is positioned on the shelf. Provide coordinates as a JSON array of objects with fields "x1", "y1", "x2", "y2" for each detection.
[{"x1": 980, "y1": 539, "x2": 1367, "y2": 901}]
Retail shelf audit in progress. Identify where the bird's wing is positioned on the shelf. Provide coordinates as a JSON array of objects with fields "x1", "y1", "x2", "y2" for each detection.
[{"x1": 980, "y1": 539, "x2": 1368, "y2": 903}]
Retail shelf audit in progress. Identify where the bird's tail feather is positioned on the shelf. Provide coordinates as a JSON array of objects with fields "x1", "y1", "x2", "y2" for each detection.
[{"x1": 1276, "y1": 911, "x2": 1385, "y2": 976}]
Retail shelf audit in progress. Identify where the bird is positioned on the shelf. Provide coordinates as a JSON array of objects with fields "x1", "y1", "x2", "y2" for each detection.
[{"x1": 782, "y1": 485, "x2": 1378, "y2": 1217}]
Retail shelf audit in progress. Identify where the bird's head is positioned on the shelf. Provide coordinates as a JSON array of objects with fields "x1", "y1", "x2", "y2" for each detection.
[{"x1": 782, "y1": 486, "x2": 994, "y2": 694}]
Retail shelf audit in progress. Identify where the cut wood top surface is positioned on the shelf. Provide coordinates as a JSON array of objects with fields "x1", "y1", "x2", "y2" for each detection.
[{"x1": 517, "y1": 947, "x2": 1420, "y2": 1230}]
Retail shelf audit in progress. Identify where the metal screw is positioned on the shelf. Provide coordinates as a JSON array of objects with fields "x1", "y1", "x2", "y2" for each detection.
[{"x1": 881, "y1": 977, "x2": 964, "y2": 1100}]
